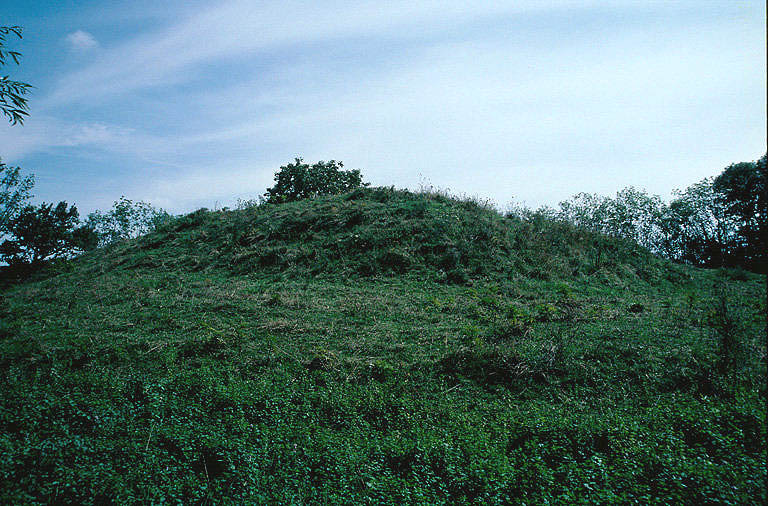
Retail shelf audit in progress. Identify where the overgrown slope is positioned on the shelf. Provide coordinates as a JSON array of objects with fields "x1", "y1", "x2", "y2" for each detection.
[
  {"x1": 91, "y1": 187, "x2": 671, "y2": 284},
  {"x1": 1, "y1": 189, "x2": 765, "y2": 504}
]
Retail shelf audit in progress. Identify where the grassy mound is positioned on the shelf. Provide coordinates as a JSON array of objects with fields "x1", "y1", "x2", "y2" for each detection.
[
  {"x1": 89, "y1": 187, "x2": 667, "y2": 284},
  {"x1": 1, "y1": 189, "x2": 765, "y2": 504}
]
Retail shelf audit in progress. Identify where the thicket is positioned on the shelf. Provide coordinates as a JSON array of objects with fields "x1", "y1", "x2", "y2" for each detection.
[{"x1": 554, "y1": 154, "x2": 766, "y2": 272}]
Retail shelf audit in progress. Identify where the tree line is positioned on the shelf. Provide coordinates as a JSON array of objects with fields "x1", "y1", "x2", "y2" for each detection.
[
  {"x1": 0, "y1": 163, "x2": 169, "y2": 267},
  {"x1": 554, "y1": 155, "x2": 766, "y2": 273},
  {"x1": 1, "y1": 154, "x2": 765, "y2": 273}
]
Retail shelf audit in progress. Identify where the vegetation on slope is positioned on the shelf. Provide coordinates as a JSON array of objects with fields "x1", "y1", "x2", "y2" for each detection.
[
  {"x1": 1, "y1": 189, "x2": 765, "y2": 504},
  {"x1": 91, "y1": 187, "x2": 668, "y2": 285}
]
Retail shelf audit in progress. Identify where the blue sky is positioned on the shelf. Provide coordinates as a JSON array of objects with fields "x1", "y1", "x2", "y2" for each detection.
[{"x1": 1, "y1": 0, "x2": 765, "y2": 214}]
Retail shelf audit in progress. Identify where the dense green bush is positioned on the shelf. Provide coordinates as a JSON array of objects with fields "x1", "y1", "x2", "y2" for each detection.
[
  {"x1": 264, "y1": 158, "x2": 368, "y2": 204},
  {"x1": 0, "y1": 201, "x2": 95, "y2": 266}
]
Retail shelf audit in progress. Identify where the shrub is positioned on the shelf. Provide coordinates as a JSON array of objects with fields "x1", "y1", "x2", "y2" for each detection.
[
  {"x1": 707, "y1": 288, "x2": 745, "y2": 375},
  {"x1": 264, "y1": 158, "x2": 368, "y2": 204},
  {"x1": 86, "y1": 196, "x2": 170, "y2": 246},
  {"x1": 0, "y1": 201, "x2": 93, "y2": 265}
]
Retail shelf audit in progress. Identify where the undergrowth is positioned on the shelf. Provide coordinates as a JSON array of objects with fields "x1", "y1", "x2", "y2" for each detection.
[{"x1": 0, "y1": 189, "x2": 765, "y2": 504}]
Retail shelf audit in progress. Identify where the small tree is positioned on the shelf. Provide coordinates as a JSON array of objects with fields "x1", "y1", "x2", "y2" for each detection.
[
  {"x1": 0, "y1": 202, "x2": 92, "y2": 265},
  {"x1": 713, "y1": 155, "x2": 767, "y2": 271},
  {"x1": 264, "y1": 158, "x2": 368, "y2": 203},
  {"x1": 1, "y1": 158, "x2": 34, "y2": 232},
  {"x1": 86, "y1": 196, "x2": 169, "y2": 246},
  {"x1": 663, "y1": 178, "x2": 737, "y2": 267},
  {"x1": 558, "y1": 187, "x2": 666, "y2": 253}
]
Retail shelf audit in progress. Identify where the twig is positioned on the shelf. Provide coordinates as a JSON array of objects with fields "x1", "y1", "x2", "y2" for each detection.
[{"x1": 443, "y1": 384, "x2": 460, "y2": 395}]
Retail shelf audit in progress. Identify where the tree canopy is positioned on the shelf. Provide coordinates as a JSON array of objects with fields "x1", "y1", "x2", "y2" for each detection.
[
  {"x1": 0, "y1": 202, "x2": 95, "y2": 266},
  {"x1": 712, "y1": 155, "x2": 767, "y2": 270},
  {"x1": 264, "y1": 158, "x2": 368, "y2": 204},
  {"x1": 86, "y1": 196, "x2": 170, "y2": 247}
]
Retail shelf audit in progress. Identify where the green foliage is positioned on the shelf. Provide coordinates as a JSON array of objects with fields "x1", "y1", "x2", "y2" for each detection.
[
  {"x1": 559, "y1": 187, "x2": 666, "y2": 253},
  {"x1": 557, "y1": 154, "x2": 767, "y2": 272},
  {"x1": 264, "y1": 158, "x2": 368, "y2": 203},
  {"x1": 0, "y1": 201, "x2": 90, "y2": 265},
  {"x1": 1, "y1": 266, "x2": 763, "y2": 503},
  {"x1": 0, "y1": 182, "x2": 764, "y2": 503},
  {"x1": 0, "y1": 158, "x2": 33, "y2": 232},
  {"x1": 1, "y1": 25, "x2": 34, "y2": 242},
  {"x1": 96, "y1": 187, "x2": 662, "y2": 287},
  {"x1": 712, "y1": 154, "x2": 767, "y2": 272},
  {"x1": 0, "y1": 26, "x2": 32, "y2": 126},
  {"x1": 71, "y1": 224, "x2": 100, "y2": 252},
  {"x1": 663, "y1": 177, "x2": 734, "y2": 267},
  {"x1": 86, "y1": 196, "x2": 170, "y2": 247}
]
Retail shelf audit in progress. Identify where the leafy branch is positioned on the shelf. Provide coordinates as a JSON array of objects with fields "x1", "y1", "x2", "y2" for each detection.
[{"x1": 0, "y1": 25, "x2": 33, "y2": 125}]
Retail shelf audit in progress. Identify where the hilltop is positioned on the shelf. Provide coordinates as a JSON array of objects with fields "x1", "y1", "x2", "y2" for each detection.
[
  {"x1": 87, "y1": 187, "x2": 669, "y2": 283},
  {"x1": 1, "y1": 188, "x2": 765, "y2": 504}
]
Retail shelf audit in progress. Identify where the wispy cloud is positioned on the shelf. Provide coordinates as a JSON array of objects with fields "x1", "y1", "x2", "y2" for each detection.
[
  {"x1": 0, "y1": 116, "x2": 138, "y2": 159},
  {"x1": 4, "y1": 0, "x2": 765, "y2": 214},
  {"x1": 65, "y1": 30, "x2": 99, "y2": 50},
  {"x1": 44, "y1": 0, "x2": 557, "y2": 106}
]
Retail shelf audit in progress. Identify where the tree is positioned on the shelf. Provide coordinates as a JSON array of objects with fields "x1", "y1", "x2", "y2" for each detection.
[
  {"x1": 558, "y1": 192, "x2": 610, "y2": 233},
  {"x1": 604, "y1": 187, "x2": 665, "y2": 252},
  {"x1": 1, "y1": 25, "x2": 35, "y2": 234},
  {"x1": 655, "y1": 178, "x2": 738, "y2": 267},
  {"x1": 264, "y1": 158, "x2": 368, "y2": 203},
  {"x1": 1, "y1": 158, "x2": 34, "y2": 232},
  {"x1": 0, "y1": 26, "x2": 32, "y2": 125},
  {"x1": 0, "y1": 202, "x2": 93, "y2": 266},
  {"x1": 558, "y1": 187, "x2": 666, "y2": 253},
  {"x1": 86, "y1": 196, "x2": 170, "y2": 246},
  {"x1": 713, "y1": 155, "x2": 767, "y2": 271}
]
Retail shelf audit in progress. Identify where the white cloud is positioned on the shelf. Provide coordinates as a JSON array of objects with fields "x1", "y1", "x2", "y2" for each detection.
[
  {"x1": 45, "y1": 0, "x2": 564, "y2": 106},
  {"x1": 0, "y1": 116, "x2": 135, "y2": 159},
  {"x1": 9, "y1": 0, "x2": 766, "y2": 215},
  {"x1": 65, "y1": 30, "x2": 99, "y2": 50}
]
